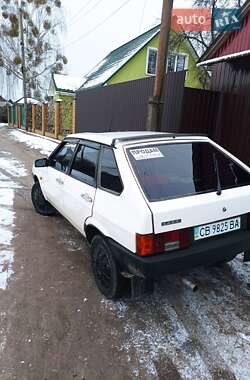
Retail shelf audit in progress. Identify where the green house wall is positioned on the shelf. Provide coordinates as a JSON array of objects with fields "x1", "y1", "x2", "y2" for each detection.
[
  {"x1": 49, "y1": 77, "x2": 74, "y2": 133},
  {"x1": 107, "y1": 34, "x2": 203, "y2": 89},
  {"x1": 54, "y1": 94, "x2": 74, "y2": 132}
]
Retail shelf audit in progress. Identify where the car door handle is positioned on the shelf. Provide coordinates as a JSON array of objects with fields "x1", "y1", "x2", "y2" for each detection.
[
  {"x1": 81, "y1": 193, "x2": 93, "y2": 203},
  {"x1": 56, "y1": 178, "x2": 64, "y2": 185}
]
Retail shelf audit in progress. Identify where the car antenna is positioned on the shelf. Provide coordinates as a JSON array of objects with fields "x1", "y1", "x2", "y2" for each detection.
[{"x1": 213, "y1": 153, "x2": 222, "y2": 196}]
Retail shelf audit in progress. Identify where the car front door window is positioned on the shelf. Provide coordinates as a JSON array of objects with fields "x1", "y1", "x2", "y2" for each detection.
[{"x1": 50, "y1": 142, "x2": 76, "y2": 173}]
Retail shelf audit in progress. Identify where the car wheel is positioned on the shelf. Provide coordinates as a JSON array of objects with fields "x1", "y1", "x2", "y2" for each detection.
[
  {"x1": 91, "y1": 236, "x2": 124, "y2": 299},
  {"x1": 31, "y1": 182, "x2": 55, "y2": 216}
]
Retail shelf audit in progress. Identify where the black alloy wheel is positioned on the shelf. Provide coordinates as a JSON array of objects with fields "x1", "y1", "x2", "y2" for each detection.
[{"x1": 91, "y1": 236, "x2": 124, "y2": 299}]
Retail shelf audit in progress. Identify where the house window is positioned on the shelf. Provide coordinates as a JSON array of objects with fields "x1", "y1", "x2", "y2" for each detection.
[
  {"x1": 146, "y1": 48, "x2": 158, "y2": 75},
  {"x1": 146, "y1": 48, "x2": 188, "y2": 75},
  {"x1": 167, "y1": 54, "x2": 176, "y2": 72},
  {"x1": 176, "y1": 54, "x2": 187, "y2": 71}
]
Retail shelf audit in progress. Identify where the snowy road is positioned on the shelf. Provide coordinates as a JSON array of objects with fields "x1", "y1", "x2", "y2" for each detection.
[{"x1": 0, "y1": 125, "x2": 249, "y2": 380}]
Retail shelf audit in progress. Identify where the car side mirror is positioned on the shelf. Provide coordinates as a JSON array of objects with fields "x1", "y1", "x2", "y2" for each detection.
[{"x1": 35, "y1": 158, "x2": 48, "y2": 168}]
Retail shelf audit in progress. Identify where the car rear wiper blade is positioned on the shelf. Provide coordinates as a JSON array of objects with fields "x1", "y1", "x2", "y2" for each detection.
[
  {"x1": 213, "y1": 153, "x2": 222, "y2": 196},
  {"x1": 229, "y1": 162, "x2": 238, "y2": 184}
]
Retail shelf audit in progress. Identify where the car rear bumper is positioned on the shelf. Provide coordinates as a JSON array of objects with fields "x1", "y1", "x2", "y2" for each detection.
[{"x1": 108, "y1": 230, "x2": 250, "y2": 278}]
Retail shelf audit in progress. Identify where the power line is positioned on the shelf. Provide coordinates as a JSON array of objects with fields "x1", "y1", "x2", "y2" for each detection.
[
  {"x1": 66, "y1": 0, "x2": 133, "y2": 48},
  {"x1": 69, "y1": 0, "x2": 95, "y2": 23},
  {"x1": 139, "y1": 0, "x2": 149, "y2": 34},
  {"x1": 69, "y1": 0, "x2": 105, "y2": 28}
]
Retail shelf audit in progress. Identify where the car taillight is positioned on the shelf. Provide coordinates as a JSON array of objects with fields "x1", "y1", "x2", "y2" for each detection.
[{"x1": 136, "y1": 229, "x2": 190, "y2": 257}]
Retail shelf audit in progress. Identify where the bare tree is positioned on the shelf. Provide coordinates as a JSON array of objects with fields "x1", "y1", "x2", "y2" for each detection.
[
  {"x1": 0, "y1": 0, "x2": 67, "y2": 99},
  {"x1": 192, "y1": 0, "x2": 245, "y2": 48},
  {"x1": 171, "y1": 0, "x2": 246, "y2": 87}
]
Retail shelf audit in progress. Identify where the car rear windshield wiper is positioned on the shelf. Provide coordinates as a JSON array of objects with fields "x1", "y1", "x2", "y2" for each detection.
[
  {"x1": 229, "y1": 162, "x2": 238, "y2": 185},
  {"x1": 213, "y1": 153, "x2": 222, "y2": 196}
]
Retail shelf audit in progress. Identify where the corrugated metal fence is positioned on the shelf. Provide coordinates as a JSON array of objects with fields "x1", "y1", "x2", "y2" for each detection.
[
  {"x1": 76, "y1": 69, "x2": 250, "y2": 166},
  {"x1": 76, "y1": 71, "x2": 186, "y2": 133},
  {"x1": 179, "y1": 85, "x2": 250, "y2": 166}
]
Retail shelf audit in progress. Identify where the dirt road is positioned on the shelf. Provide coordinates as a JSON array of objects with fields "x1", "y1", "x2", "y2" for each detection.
[{"x1": 0, "y1": 125, "x2": 249, "y2": 380}]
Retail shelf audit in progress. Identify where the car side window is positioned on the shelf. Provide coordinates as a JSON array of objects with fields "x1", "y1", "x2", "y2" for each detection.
[
  {"x1": 100, "y1": 147, "x2": 123, "y2": 194},
  {"x1": 50, "y1": 142, "x2": 76, "y2": 173},
  {"x1": 70, "y1": 144, "x2": 99, "y2": 187}
]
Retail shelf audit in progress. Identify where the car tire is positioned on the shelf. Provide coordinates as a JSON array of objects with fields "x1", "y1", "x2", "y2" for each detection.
[
  {"x1": 91, "y1": 236, "x2": 124, "y2": 299},
  {"x1": 31, "y1": 182, "x2": 55, "y2": 216}
]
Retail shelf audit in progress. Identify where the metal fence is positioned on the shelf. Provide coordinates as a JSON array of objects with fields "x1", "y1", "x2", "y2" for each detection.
[
  {"x1": 178, "y1": 87, "x2": 250, "y2": 166},
  {"x1": 76, "y1": 71, "x2": 186, "y2": 133}
]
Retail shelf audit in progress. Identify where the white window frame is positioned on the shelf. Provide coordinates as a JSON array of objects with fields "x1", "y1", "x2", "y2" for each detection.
[
  {"x1": 174, "y1": 53, "x2": 189, "y2": 72},
  {"x1": 146, "y1": 47, "x2": 158, "y2": 76},
  {"x1": 167, "y1": 53, "x2": 189, "y2": 72},
  {"x1": 146, "y1": 48, "x2": 189, "y2": 76}
]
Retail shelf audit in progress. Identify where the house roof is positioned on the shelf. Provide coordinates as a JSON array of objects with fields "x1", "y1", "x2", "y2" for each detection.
[
  {"x1": 53, "y1": 73, "x2": 83, "y2": 93},
  {"x1": 199, "y1": 0, "x2": 250, "y2": 65},
  {"x1": 14, "y1": 97, "x2": 41, "y2": 105},
  {"x1": 80, "y1": 24, "x2": 161, "y2": 90}
]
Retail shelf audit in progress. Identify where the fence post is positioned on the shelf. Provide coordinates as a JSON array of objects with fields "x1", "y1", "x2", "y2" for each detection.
[
  {"x1": 14, "y1": 106, "x2": 17, "y2": 127},
  {"x1": 42, "y1": 103, "x2": 48, "y2": 136},
  {"x1": 17, "y1": 105, "x2": 21, "y2": 128},
  {"x1": 11, "y1": 107, "x2": 14, "y2": 127},
  {"x1": 7, "y1": 106, "x2": 10, "y2": 127},
  {"x1": 72, "y1": 98, "x2": 76, "y2": 134},
  {"x1": 32, "y1": 104, "x2": 36, "y2": 133},
  {"x1": 54, "y1": 101, "x2": 60, "y2": 139}
]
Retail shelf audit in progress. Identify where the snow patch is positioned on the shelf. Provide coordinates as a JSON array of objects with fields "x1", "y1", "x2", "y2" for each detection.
[
  {"x1": 0, "y1": 208, "x2": 15, "y2": 227},
  {"x1": 101, "y1": 299, "x2": 128, "y2": 319},
  {"x1": 0, "y1": 251, "x2": 14, "y2": 289},
  {"x1": 0, "y1": 150, "x2": 27, "y2": 290},
  {"x1": 10, "y1": 130, "x2": 58, "y2": 156},
  {"x1": 0, "y1": 189, "x2": 14, "y2": 207},
  {"x1": 0, "y1": 173, "x2": 8, "y2": 180},
  {"x1": 0, "y1": 157, "x2": 27, "y2": 177},
  {"x1": 0, "y1": 312, "x2": 7, "y2": 353},
  {"x1": 0, "y1": 228, "x2": 13, "y2": 246},
  {"x1": 101, "y1": 258, "x2": 250, "y2": 379},
  {"x1": 53, "y1": 73, "x2": 83, "y2": 92}
]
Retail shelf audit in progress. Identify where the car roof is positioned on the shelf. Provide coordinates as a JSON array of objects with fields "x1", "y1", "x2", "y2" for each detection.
[{"x1": 68, "y1": 131, "x2": 209, "y2": 147}]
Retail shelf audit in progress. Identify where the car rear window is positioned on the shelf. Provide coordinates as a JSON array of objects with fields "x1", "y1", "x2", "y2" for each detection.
[{"x1": 127, "y1": 142, "x2": 250, "y2": 201}]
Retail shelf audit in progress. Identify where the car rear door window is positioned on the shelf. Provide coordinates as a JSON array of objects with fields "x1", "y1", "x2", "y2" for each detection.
[
  {"x1": 100, "y1": 147, "x2": 123, "y2": 194},
  {"x1": 70, "y1": 144, "x2": 99, "y2": 187},
  {"x1": 50, "y1": 142, "x2": 76, "y2": 173},
  {"x1": 128, "y1": 142, "x2": 250, "y2": 201}
]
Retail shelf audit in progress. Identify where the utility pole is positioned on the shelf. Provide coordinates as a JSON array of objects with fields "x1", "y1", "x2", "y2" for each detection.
[
  {"x1": 146, "y1": 0, "x2": 174, "y2": 132},
  {"x1": 19, "y1": 3, "x2": 28, "y2": 131}
]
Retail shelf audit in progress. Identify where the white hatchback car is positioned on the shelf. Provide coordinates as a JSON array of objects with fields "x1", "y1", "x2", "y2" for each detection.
[{"x1": 32, "y1": 132, "x2": 250, "y2": 299}]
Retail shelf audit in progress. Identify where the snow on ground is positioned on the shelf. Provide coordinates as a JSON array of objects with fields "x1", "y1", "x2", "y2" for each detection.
[
  {"x1": 0, "y1": 151, "x2": 27, "y2": 290},
  {"x1": 10, "y1": 130, "x2": 58, "y2": 156},
  {"x1": 0, "y1": 157, "x2": 27, "y2": 178},
  {"x1": 102, "y1": 260, "x2": 250, "y2": 379}
]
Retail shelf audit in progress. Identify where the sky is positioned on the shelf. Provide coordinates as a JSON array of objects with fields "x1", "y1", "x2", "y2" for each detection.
[
  {"x1": 1, "y1": 0, "x2": 193, "y2": 100},
  {"x1": 63, "y1": 0, "x2": 193, "y2": 83}
]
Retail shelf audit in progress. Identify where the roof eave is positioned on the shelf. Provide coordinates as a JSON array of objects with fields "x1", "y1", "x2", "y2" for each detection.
[
  {"x1": 57, "y1": 89, "x2": 76, "y2": 95},
  {"x1": 81, "y1": 24, "x2": 161, "y2": 90},
  {"x1": 197, "y1": 48, "x2": 250, "y2": 66}
]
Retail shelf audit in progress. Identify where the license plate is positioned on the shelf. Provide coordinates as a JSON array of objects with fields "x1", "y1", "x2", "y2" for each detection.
[{"x1": 194, "y1": 217, "x2": 241, "y2": 241}]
